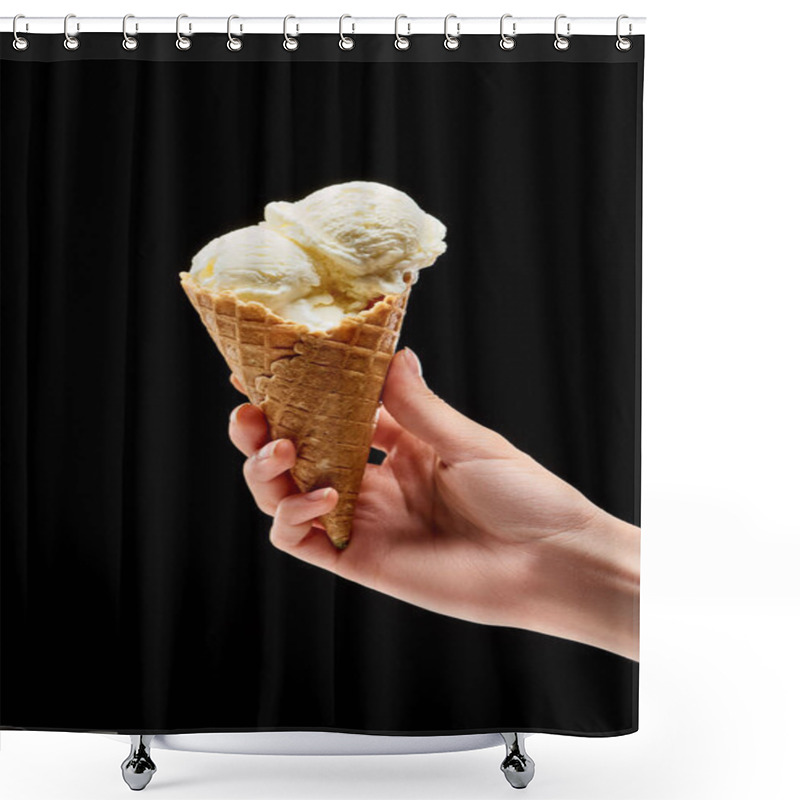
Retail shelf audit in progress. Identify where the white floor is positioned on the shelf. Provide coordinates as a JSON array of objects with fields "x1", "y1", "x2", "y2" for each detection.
[{"x1": 2, "y1": 598, "x2": 797, "y2": 800}]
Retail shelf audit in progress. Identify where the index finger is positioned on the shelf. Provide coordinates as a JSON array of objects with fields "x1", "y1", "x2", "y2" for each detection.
[
  {"x1": 229, "y1": 403, "x2": 270, "y2": 457},
  {"x1": 371, "y1": 405, "x2": 407, "y2": 454}
]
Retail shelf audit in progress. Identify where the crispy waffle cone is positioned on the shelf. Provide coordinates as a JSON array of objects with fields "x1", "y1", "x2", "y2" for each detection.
[{"x1": 180, "y1": 272, "x2": 412, "y2": 549}]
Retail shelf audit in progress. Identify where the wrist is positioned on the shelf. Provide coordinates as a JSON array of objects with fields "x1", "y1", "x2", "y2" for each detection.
[{"x1": 521, "y1": 510, "x2": 640, "y2": 661}]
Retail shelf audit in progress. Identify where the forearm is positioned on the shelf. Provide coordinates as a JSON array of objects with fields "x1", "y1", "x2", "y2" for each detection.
[{"x1": 520, "y1": 512, "x2": 641, "y2": 661}]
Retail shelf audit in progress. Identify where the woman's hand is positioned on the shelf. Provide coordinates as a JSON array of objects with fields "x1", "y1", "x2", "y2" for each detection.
[{"x1": 229, "y1": 348, "x2": 640, "y2": 661}]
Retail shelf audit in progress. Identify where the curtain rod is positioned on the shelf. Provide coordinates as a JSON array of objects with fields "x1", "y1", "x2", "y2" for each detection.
[{"x1": 1, "y1": 16, "x2": 646, "y2": 36}]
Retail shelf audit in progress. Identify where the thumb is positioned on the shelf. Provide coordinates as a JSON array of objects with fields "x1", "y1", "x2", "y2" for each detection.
[{"x1": 381, "y1": 348, "x2": 516, "y2": 465}]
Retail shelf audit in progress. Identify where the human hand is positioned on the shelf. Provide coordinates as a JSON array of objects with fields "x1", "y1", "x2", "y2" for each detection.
[{"x1": 229, "y1": 348, "x2": 640, "y2": 661}]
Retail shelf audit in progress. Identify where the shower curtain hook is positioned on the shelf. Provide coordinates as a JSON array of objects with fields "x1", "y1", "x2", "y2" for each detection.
[
  {"x1": 616, "y1": 14, "x2": 632, "y2": 51},
  {"x1": 444, "y1": 14, "x2": 460, "y2": 50},
  {"x1": 227, "y1": 15, "x2": 243, "y2": 51},
  {"x1": 122, "y1": 15, "x2": 138, "y2": 51},
  {"x1": 63, "y1": 13, "x2": 80, "y2": 51},
  {"x1": 283, "y1": 15, "x2": 299, "y2": 51},
  {"x1": 554, "y1": 14, "x2": 570, "y2": 51},
  {"x1": 12, "y1": 14, "x2": 29, "y2": 51},
  {"x1": 499, "y1": 14, "x2": 516, "y2": 50},
  {"x1": 176, "y1": 14, "x2": 192, "y2": 50},
  {"x1": 394, "y1": 15, "x2": 411, "y2": 50},
  {"x1": 339, "y1": 14, "x2": 355, "y2": 50}
]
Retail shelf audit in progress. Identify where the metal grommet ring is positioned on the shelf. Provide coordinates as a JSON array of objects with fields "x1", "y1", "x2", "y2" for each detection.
[
  {"x1": 443, "y1": 13, "x2": 460, "y2": 50},
  {"x1": 339, "y1": 14, "x2": 355, "y2": 50},
  {"x1": 227, "y1": 15, "x2": 242, "y2": 51},
  {"x1": 12, "y1": 14, "x2": 29, "y2": 51},
  {"x1": 394, "y1": 15, "x2": 410, "y2": 50},
  {"x1": 283, "y1": 15, "x2": 299, "y2": 51},
  {"x1": 63, "y1": 13, "x2": 80, "y2": 51},
  {"x1": 499, "y1": 13, "x2": 516, "y2": 50},
  {"x1": 122, "y1": 14, "x2": 138, "y2": 50},
  {"x1": 176, "y1": 14, "x2": 192, "y2": 50},
  {"x1": 616, "y1": 14, "x2": 632, "y2": 51},
  {"x1": 553, "y1": 14, "x2": 570, "y2": 51}
]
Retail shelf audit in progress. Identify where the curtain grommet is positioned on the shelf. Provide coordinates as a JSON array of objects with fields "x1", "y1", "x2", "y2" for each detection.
[
  {"x1": 553, "y1": 14, "x2": 570, "y2": 51},
  {"x1": 394, "y1": 15, "x2": 411, "y2": 50},
  {"x1": 176, "y1": 14, "x2": 192, "y2": 50},
  {"x1": 616, "y1": 15, "x2": 632, "y2": 51},
  {"x1": 12, "y1": 15, "x2": 29, "y2": 51},
  {"x1": 339, "y1": 14, "x2": 355, "y2": 50},
  {"x1": 122, "y1": 14, "x2": 138, "y2": 51},
  {"x1": 443, "y1": 14, "x2": 460, "y2": 50},
  {"x1": 63, "y1": 13, "x2": 80, "y2": 51},
  {"x1": 227, "y1": 15, "x2": 243, "y2": 51},
  {"x1": 499, "y1": 14, "x2": 516, "y2": 50}
]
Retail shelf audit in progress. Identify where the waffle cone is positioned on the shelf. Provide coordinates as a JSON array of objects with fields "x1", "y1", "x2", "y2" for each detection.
[{"x1": 180, "y1": 272, "x2": 412, "y2": 549}]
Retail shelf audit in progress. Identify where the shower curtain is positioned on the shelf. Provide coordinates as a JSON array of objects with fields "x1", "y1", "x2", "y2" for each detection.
[{"x1": 1, "y1": 29, "x2": 643, "y2": 737}]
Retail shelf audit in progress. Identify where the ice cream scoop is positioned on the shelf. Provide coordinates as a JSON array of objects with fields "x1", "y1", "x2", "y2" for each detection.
[
  {"x1": 188, "y1": 225, "x2": 350, "y2": 331},
  {"x1": 263, "y1": 181, "x2": 447, "y2": 303}
]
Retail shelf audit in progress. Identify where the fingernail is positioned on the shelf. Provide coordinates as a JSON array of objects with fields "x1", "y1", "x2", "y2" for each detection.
[
  {"x1": 305, "y1": 487, "x2": 333, "y2": 502},
  {"x1": 257, "y1": 439, "x2": 281, "y2": 460},
  {"x1": 404, "y1": 348, "x2": 426, "y2": 384},
  {"x1": 229, "y1": 403, "x2": 247, "y2": 424}
]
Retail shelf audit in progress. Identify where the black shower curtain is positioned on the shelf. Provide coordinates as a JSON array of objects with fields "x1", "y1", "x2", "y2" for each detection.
[{"x1": 1, "y1": 33, "x2": 642, "y2": 736}]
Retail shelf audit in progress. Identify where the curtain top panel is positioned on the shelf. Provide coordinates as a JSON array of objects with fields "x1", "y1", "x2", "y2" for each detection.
[{"x1": 1, "y1": 33, "x2": 643, "y2": 64}]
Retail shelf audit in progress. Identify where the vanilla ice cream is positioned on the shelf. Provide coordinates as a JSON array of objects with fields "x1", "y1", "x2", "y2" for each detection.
[
  {"x1": 263, "y1": 181, "x2": 447, "y2": 302},
  {"x1": 188, "y1": 225, "x2": 346, "y2": 329},
  {"x1": 186, "y1": 181, "x2": 446, "y2": 331}
]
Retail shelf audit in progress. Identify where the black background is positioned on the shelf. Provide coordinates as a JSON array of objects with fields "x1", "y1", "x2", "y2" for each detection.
[{"x1": 1, "y1": 35, "x2": 642, "y2": 735}]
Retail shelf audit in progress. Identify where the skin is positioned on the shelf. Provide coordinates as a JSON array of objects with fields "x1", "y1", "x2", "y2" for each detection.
[{"x1": 229, "y1": 348, "x2": 641, "y2": 661}]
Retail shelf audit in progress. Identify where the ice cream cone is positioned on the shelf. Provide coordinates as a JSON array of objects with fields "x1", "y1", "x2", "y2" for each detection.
[{"x1": 180, "y1": 271, "x2": 413, "y2": 549}]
